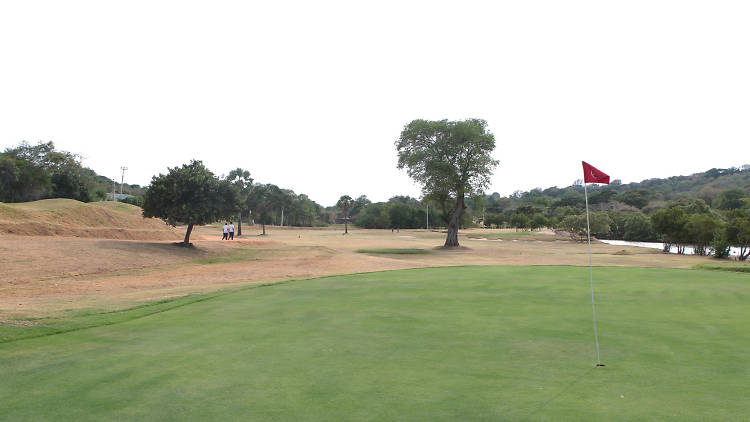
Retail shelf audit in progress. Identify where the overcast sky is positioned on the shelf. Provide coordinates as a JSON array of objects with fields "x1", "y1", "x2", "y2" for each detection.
[{"x1": 1, "y1": 1, "x2": 748, "y2": 206}]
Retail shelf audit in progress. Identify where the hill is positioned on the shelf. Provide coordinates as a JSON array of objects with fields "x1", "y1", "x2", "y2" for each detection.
[
  {"x1": 0, "y1": 199, "x2": 181, "y2": 240},
  {"x1": 477, "y1": 165, "x2": 750, "y2": 216}
]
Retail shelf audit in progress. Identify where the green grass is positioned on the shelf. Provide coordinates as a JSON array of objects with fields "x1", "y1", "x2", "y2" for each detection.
[
  {"x1": 191, "y1": 248, "x2": 262, "y2": 265},
  {"x1": 693, "y1": 262, "x2": 750, "y2": 273},
  {"x1": 1, "y1": 266, "x2": 749, "y2": 421},
  {"x1": 0, "y1": 290, "x2": 239, "y2": 343},
  {"x1": 355, "y1": 248, "x2": 430, "y2": 254}
]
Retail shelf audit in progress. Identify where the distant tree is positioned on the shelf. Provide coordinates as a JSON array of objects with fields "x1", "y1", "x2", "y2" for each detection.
[
  {"x1": 246, "y1": 183, "x2": 284, "y2": 235},
  {"x1": 484, "y1": 212, "x2": 504, "y2": 228},
  {"x1": 623, "y1": 213, "x2": 655, "y2": 241},
  {"x1": 725, "y1": 216, "x2": 750, "y2": 260},
  {"x1": 387, "y1": 202, "x2": 412, "y2": 230},
  {"x1": 350, "y1": 195, "x2": 371, "y2": 219},
  {"x1": 51, "y1": 170, "x2": 91, "y2": 202},
  {"x1": 396, "y1": 118, "x2": 498, "y2": 247},
  {"x1": 1, "y1": 141, "x2": 91, "y2": 202},
  {"x1": 515, "y1": 205, "x2": 542, "y2": 218},
  {"x1": 227, "y1": 168, "x2": 253, "y2": 236},
  {"x1": 714, "y1": 188, "x2": 747, "y2": 210},
  {"x1": 553, "y1": 192, "x2": 585, "y2": 208},
  {"x1": 650, "y1": 207, "x2": 689, "y2": 253},
  {"x1": 617, "y1": 189, "x2": 651, "y2": 209},
  {"x1": 336, "y1": 195, "x2": 354, "y2": 234},
  {"x1": 588, "y1": 189, "x2": 618, "y2": 205},
  {"x1": 605, "y1": 211, "x2": 628, "y2": 239},
  {"x1": 529, "y1": 214, "x2": 549, "y2": 230},
  {"x1": 685, "y1": 214, "x2": 722, "y2": 256},
  {"x1": 710, "y1": 231, "x2": 732, "y2": 259},
  {"x1": 559, "y1": 213, "x2": 612, "y2": 240},
  {"x1": 142, "y1": 160, "x2": 236, "y2": 246},
  {"x1": 510, "y1": 213, "x2": 530, "y2": 230},
  {"x1": 374, "y1": 209, "x2": 391, "y2": 229},
  {"x1": 671, "y1": 198, "x2": 711, "y2": 215}
]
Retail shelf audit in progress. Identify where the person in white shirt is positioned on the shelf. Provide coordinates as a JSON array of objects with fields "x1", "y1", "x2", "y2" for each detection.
[
  {"x1": 228, "y1": 221, "x2": 235, "y2": 240},
  {"x1": 222, "y1": 222, "x2": 229, "y2": 240}
]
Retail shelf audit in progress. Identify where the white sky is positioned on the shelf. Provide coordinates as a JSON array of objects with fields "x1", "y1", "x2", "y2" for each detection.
[{"x1": 1, "y1": 1, "x2": 748, "y2": 206}]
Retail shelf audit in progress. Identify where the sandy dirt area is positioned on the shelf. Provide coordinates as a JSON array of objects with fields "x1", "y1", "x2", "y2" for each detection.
[{"x1": 0, "y1": 225, "x2": 717, "y2": 321}]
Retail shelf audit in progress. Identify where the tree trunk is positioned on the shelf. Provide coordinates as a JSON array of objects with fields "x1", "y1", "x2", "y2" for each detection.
[
  {"x1": 344, "y1": 212, "x2": 349, "y2": 234},
  {"x1": 183, "y1": 223, "x2": 194, "y2": 247},
  {"x1": 238, "y1": 213, "x2": 242, "y2": 236},
  {"x1": 444, "y1": 195, "x2": 465, "y2": 247},
  {"x1": 262, "y1": 222, "x2": 266, "y2": 236}
]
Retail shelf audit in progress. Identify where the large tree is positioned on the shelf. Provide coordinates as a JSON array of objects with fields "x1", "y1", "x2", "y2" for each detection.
[
  {"x1": 396, "y1": 119, "x2": 498, "y2": 247},
  {"x1": 336, "y1": 195, "x2": 354, "y2": 234},
  {"x1": 227, "y1": 168, "x2": 253, "y2": 236},
  {"x1": 142, "y1": 160, "x2": 236, "y2": 246}
]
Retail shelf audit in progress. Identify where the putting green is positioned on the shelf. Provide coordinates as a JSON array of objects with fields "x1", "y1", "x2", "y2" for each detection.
[{"x1": 1, "y1": 266, "x2": 748, "y2": 421}]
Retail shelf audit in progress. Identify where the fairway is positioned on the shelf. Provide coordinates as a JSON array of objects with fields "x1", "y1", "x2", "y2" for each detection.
[{"x1": 2, "y1": 266, "x2": 748, "y2": 421}]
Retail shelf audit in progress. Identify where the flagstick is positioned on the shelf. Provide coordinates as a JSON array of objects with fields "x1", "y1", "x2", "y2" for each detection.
[{"x1": 584, "y1": 182, "x2": 604, "y2": 367}]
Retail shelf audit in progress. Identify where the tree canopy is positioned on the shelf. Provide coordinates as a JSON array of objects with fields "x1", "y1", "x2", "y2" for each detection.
[
  {"x1": 396, "y1": 118, "x2": 498, "y2": 247},
  {"x1": 142, "y1": 160, "x2": 236, "y2": 246}
]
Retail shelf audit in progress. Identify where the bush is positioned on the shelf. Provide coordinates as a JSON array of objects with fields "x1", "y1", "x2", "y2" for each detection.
[
  {"x1": 559, "y1": 212, "x2": 612, "y2": 240},
  {"x1": 121, "y1": 196, "x2": 144, "y2": 207},
  {"x1": 711, "y1": 231, "x2": 732, "y2": 259},
  {"x1": 623, "y1": 213, "x2": 656, "y2": 241}
]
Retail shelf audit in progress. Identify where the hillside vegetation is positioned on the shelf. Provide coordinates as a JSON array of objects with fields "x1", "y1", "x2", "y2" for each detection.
[{"x1": 0, "y1": 199, "x2": 180, "y2": 240}]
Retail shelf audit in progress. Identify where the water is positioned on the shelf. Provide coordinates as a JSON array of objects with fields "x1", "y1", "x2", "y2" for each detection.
[{"x1": 599, "y1": 239, "x2": 743, "y2": 257}]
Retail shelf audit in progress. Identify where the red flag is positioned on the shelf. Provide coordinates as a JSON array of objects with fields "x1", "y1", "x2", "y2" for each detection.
[{"x1": 582, "y1": 161, "x2": 610, "y2": 184}]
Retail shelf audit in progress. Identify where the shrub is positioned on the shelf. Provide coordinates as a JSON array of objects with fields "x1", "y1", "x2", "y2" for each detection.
[{"x1": 711, "y1": 231, "x2": 732, "y2": 259}]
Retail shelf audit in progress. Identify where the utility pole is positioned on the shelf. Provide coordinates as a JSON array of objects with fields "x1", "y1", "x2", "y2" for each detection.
[
  {"x1": 483, "y1": 207, "x2": 486, "y2": 228},
  {"x1": 426, "y1": 205, "x2": 429, "y2": 230},
  {"x1": 120, "y1": 167, "x2": 128, "y2": 195},
  {"x1": 280, "y1": 207, "x2": 284, "y2": 226}
]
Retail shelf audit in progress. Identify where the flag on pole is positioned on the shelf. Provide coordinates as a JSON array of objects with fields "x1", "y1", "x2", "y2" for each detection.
[
  {"x1": 581, "y1": 160, "x2": 610, "y2": 367},
  {"x1": 582, "y1": 161, "x2": 610, "y2": 184}
]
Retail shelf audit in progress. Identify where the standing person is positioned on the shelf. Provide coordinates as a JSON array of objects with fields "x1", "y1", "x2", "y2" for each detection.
[
  {"x1": 222, "y1": 222, "x2": 229, "y2": 240},
  {"x1": 229, "y1": 221, "x2": 235, "y2": 240}
]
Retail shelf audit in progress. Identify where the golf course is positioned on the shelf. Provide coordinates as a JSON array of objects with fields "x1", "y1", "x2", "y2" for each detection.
[{"x1": 2, "y1": 263, "x2": 748, "y2": 421}]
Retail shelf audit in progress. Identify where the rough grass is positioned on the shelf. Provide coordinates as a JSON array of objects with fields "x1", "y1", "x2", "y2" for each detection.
[
  {"x1": 693, "y1": 262, "x2": 750, "y2": 273},
  {"x1": 192, "y1": 248, "x2": 262, "y2": 265},
  {"x1": 1, "y1": 266, "x2": 749, "y2": 421},
  {"x1": 355, "y1": 248, "x2": 430, "y2": 254}
]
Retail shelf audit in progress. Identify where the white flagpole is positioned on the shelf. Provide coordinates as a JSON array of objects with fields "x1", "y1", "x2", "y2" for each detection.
[{"x1": 584, "y1": 181, "x2": 604, "y2": 366}]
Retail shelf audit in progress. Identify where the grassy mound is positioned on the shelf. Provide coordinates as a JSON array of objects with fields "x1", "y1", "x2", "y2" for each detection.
[
  {"x1": 1, "y1": 266, "x2": 748, "y2": 420},
  {"x1": 0, "y1": 199, "x2": 180, "y2": 240}
]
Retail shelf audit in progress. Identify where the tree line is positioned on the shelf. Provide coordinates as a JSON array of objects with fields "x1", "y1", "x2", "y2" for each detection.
[
  {"x1": 141, "y1": 160, "x2": 331, "y2": 245},
  {"x1": 0, "y1": 141, "x2": 144, "y2": 203},
  {"x1": 4, "y1": 132, "x2": 748, "y2": 256}
]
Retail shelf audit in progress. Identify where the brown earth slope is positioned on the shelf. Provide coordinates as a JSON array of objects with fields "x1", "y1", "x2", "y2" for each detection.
[{"x1": 0, "y1": 199, "x2": 181, "y2": 240}]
